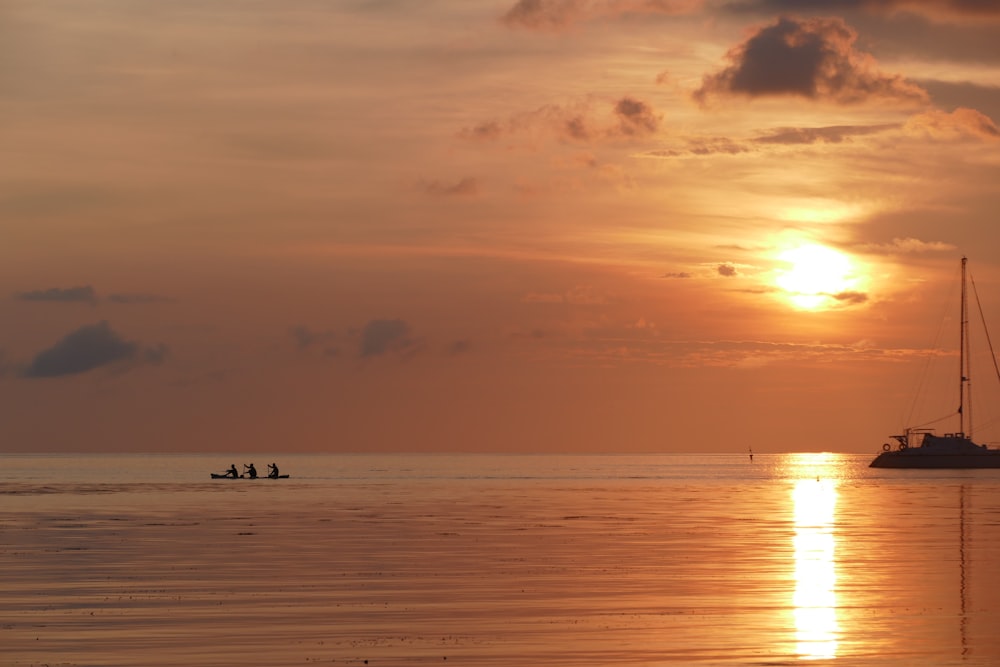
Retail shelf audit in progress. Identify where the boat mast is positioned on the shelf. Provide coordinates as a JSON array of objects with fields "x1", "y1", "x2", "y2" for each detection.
[{"x1": 961, "y1": 256, "x2": 971, "y2": 438}]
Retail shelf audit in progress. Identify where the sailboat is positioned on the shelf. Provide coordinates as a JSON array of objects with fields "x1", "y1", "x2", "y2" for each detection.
[{"x1": 871, "y1": 257, "x2": 1000, "y2": 468}]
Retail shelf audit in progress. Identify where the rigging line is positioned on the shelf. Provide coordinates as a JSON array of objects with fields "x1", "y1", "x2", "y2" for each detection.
[
  {"x1": 913, "y1": 410, "x2": 960, "y2": 430},
  {"x1": 970, "y1": 271, "x2": 1000, "y2": 440},
  {"x1": 970, "y1": 273, "x2": 1000, "y2": 386},
  {"x1": 905, "y1": 264, "x2": 959, "y2": 429}
]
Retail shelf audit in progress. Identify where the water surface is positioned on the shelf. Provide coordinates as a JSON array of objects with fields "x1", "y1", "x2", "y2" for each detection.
[{"x1": 3, "y1": 453, "x2": 1000, "y2": 666}]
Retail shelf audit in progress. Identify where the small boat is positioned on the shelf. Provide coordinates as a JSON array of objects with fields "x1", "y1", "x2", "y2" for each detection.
[
  {"x1": 871, "y1": 257, "x2": 1000, "y2": 468},
  {"x1": 210, "y1": 473, "x2": 290, "y2": 479}
]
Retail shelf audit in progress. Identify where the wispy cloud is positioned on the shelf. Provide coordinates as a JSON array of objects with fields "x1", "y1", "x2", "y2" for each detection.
[
  {"x1": 291, "y1": 326, "x2": 341, "y2": 356},
  {"x1": 14, "y1": 285, "x2": 97, "y2": 305},
  {"x1": 360, "y1": 319, "x2": 419, "y2": 358},
  {"x1": 903, "y1": 107, "x2": 1000, "y2": 141},
  {"x1": 726, "y1": 0, "x2": 1000, "y2": 23},
  {"x1": 522, "y1": 285, "x2": 612, "y2": 305},
  {"x1": 14, "y1": 286, "x2": 173, "y2": 305},
  {"x1": 501, "y1": 0, "x2": 703, "y2": 30},
  {"x1": 755, "y1": 123, "x2": 899, "y2": 145},
  {"x1": 860, "y1": 237, "x2": 956, "y2": 254},
  {"x1": 419, "y1": 177, "x2": 480, "y2": 197},
  {"x1": 460, "y1": 97, "x2": 663, "y2": 147}
]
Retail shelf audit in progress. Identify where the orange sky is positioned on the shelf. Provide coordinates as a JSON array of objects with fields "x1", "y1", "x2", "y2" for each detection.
[{"x1": 3, "y1": 0, "x2": 1000, "y2": 453}]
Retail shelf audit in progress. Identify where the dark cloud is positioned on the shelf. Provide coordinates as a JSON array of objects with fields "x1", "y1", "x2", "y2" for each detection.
[
  {"x1": 565, "y1": 115, "x2": 592, "y2": 141},
  {"x1": 448, "y1": 340, "x2": 471, "y2": 355},
  {"x1": 420, "y1": 177, "x2": 479, "y2": 197},
  {"x1": 831, "y1": 290, "x2": 869, "y2": 304},
  {"x1": 613, "y1": 97, "x2": 660, "y2": 136},
  {"x1": 662, "y1": 271, "x2": 693, "y2": 278},
  {"x1": 360, "y1": 319, "x2": 416, "y2": 358},
  {"x1": 718, "y1": 263, "x2": 738, "y2": 277},
  {"x1": 693, "y1": 17, "x2": 929, "y2": 106},
  {"x1": 14, "y1": 285, "x2": 97, "y2": 304},
  {"x1": 22, "y1": 321, "x2": 166, "y2": 378}
]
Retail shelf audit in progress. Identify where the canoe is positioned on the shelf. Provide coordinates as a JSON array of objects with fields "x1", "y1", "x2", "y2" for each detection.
[{"x1": 210, "y1": 473, "x2": 289, "y2": 479}]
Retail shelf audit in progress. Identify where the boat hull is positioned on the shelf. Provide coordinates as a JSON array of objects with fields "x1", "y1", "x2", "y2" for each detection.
[
  {"x1": 870, "y1": 451, "x2": 1000, "y2": 469},
  {"x1": 210, "y1": 474, "x2": 289, "y2": 479}
]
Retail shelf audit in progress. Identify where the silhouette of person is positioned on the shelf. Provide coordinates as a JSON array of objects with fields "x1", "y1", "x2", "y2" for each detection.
[
  {"x1": 245, "y1": 463, "x2": 258, "y2": 479},
  {"x1": 267, "y1": 463, "x2": 279, "y2": 479},
  {"x1": 227, "y1": 464, "x2": 239, "y2": 478}
]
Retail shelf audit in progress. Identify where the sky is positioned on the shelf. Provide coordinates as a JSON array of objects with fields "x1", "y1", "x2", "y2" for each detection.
[{"x1": 3, "y1": 0, "x2": 1000, "y2": 454}]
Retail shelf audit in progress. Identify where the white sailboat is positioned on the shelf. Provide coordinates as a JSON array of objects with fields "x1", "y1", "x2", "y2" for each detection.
[{"x1": 871, "y1": 257, "x2": 1000, "y2": 468}]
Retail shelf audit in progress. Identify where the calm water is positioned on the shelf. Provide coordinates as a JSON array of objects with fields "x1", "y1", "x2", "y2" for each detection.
[{"x1": 3, "y1": 453, "x2": 1000, "y2": 666}]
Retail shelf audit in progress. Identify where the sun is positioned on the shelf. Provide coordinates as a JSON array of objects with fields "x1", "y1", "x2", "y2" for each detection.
[{"x1": 775, "y1": 244, "x2": 859, "y2": 310}]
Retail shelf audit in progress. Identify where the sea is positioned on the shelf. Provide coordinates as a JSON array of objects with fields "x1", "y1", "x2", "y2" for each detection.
[{"x1": 3, "y1": 452, "x2": 1000, "y2": 666}]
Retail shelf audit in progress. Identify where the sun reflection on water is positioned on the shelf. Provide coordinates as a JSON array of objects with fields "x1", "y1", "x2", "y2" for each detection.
[{"x1": 793, "y1": 477, "x2": 839, "y2": 659}]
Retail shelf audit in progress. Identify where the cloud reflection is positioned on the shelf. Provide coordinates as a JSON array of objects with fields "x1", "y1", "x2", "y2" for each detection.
[{"x1": 793, "y1": 478, "x2": 839, "y2": 659}]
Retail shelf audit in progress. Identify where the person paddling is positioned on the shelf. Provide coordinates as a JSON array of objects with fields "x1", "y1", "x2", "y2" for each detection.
[
  {"x1": 267, "y1": 462, "x2": 280, "y2": 479},
  {"x1": 244, "y1": 463, "x2": 258, "y2": 479}
]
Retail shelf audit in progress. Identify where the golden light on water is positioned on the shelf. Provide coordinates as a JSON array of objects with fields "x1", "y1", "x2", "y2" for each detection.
[{"x1": 792, "y1": 478, "x2": 839, "y2": 659}]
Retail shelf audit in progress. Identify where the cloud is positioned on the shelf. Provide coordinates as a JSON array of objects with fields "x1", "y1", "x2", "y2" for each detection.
[
  {"x1": 831, "y1": 290, "x2": 869, "y2": 304},
  {"x1": 459, "y1": 98, "x2": 662, "y2": 146},
  {"x1": 755, "y1": 123, "x2": 899, "y2": 145},
  {"x1": 642, "y1": 137, "x2": 752, "y2": 158},
  {"x1": 641, "y1": 112, "x2": 984, "y2": 160},
  {"x1": 641, "y1": 122, "x2": 902, "y2": 158},
  {"x1": 22, "y1": 321, "x2": 166, "y2": 378},
  {"x1": 661, "y1": 271, "x2": 693, "y2": 278},
  {"x1": 461, "y1": 120, "x2": 504, "y2": 142},
  {"x1": 360, "y1": 318, "x2": 416, "y2": 358},
  {"x1": 14, "y1": 285, "x2": 97, "y2": 304},
  {"x1": 918, "y1": 80, "x2": 1000, "y2": 121},
  {"x1": 717, "y1": 263, "x2": 738, "y2": 277},
  {"x1": 419, "y1": 177, "x2": 480, "y2": 197},
  {"x1": 902, "y1": 107, "x2": 1000, "y2": 141},
  {"x1": 613, "y1": 97, "x2": 661, "y2": 137},
  {"x1": 501, "y1": 0, "x2": 702, "y2": 30},
  {"x1": 693, "y1": 17, "x2": 929, "y2": 106},
  {"x1": 861, "y1": 237, "x2": 956, "y2": 254},
  {"x1": 14, "y1": 287, "x2": 174, "y2": 305},
  {"x1": 447, "y1": 340, "x2": 472, "y2": 355},
  {"x1": 291, "y1": 326, "x2": 340, "y2": 356},
  {"x1": 144, "y1": 343, "x2": 170, "y2": 365}
]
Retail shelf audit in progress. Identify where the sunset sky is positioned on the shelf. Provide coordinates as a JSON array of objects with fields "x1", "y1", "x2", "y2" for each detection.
[{"x1": 3, "y1": 0, "x2": 1000, "y2": 454}]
